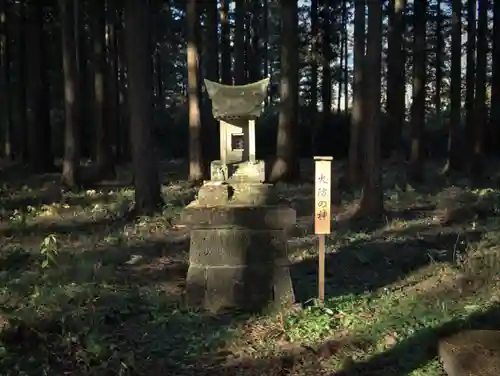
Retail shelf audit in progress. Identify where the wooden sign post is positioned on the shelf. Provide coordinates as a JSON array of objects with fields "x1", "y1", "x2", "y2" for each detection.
[{"x1": 313, "y1": 156, "x2": 333, "y2": 304}]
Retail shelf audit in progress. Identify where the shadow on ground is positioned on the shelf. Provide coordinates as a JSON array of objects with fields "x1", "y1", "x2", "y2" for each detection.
[
  {"x1": 333, "y1": 304, "x2": 500, "y2": 376},
  {"x1": 291, "y1": 227, "x2": 482, "y2": 303},
  {"x1": 0, "y1": 232, "x2": 241, "y2": 376}
]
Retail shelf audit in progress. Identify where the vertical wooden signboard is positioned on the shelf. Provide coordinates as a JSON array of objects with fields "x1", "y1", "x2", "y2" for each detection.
[{"x1": 313, "y1": 156, "x2": 333, "y2": 304}]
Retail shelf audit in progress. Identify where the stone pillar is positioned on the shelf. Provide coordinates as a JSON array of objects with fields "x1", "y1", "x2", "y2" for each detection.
[
  {"x1": 181, "y1": 183, "x2": 295, "y2": 313},
  {"x1": 220, "y1": 120, "x2": 227, "y2": 166},
  {"x1": 248, "y1": 119, "x2": 256, "y2": 162}
]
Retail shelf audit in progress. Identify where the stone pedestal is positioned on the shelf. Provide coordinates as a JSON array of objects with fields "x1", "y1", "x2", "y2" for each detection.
[
  {"x1": 439, "y1": 330, "x2": 500, "y2": 376},
  {"x1": 181, "y1": 183, "x2": 295, "y2": 313}
]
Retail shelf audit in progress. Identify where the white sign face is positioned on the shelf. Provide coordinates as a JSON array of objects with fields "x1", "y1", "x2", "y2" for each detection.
[{"x1": 314, "y1": 157, "x2": 333, "y2": 235}]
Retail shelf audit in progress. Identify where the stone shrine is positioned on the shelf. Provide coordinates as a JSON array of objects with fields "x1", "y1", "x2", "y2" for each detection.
[
  {"x1": 203, "y1": 77, "x2": 268, "y2": 183},
  {"x1": 180, "y1": 78, "x2": 296, "y2": 314}
]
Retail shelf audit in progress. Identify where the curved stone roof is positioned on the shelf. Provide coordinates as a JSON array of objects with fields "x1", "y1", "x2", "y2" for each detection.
[{"x1": 204, "y1": 78, "x2": 270, "y2": 120}]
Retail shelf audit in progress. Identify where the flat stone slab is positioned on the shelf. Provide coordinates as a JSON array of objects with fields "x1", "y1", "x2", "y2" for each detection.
[
  {"x1": 439, "y1": 330, "x2": 500, "y2": 376},
  {"x1": 181, "y1": 205, "x2": 296, "y2": 230},
  {"x1": 196, "y1": 181, "x2": 278, "y2": 206}
]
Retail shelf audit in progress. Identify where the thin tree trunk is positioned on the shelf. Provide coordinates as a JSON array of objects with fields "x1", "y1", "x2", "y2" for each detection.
[
  {"x1": 465, "y1": 0, "x2": 476, "y2": 161},
  {"x1": 0, "y1": 0, "x2": 12, "y2": 159},
  {"x1": 491, "y1": 0, "x2": 500, "y2": 152},
  {"x1": 204, "y1": 1, "x2": 219, "y2": 163},
  {"x1": 91, "y1": 0, "x2": 114, "y2": 178},
  {"x1": 434, "y1": 0, "x2": 442, "y2": 119},
  {"x1": 270, "y1": 0, "x2": 300, "y2": 182},
  {"x1": 386, "y1": 0, "x2": 406, "y2": 158},
  {"x1": 26, "y1": 3, "x2": 53, "y2": 172},
  {"x1": 234, "y1": 0, "x2": 245, "y2": 84},
  {"x1": 471, "y1": 0, "x2": 487, "y2": 176},
  {"x1": 60, "y1": 0, "x2": 80, "y2": 187},
  {"x1": 446, "y1": 0, "x2": 462, "y2": 172},
  {"x1": 15, "y1": 0, "x2": 27, "y2": 161},
  {"x1": 76, "y1": 1, "x2": 91, "y2": 160},
  {"x1": 310, "y1": 0, "x2": 318, "y2": 155},
  {"x1": 348, "y1": 0, "x2": 365, "y2": 185},
  {"x1": 343, "y1": 1, "x2": 348, "y2": 112},
  {"x1": 262, "y1": 0, "x2": 268, "y2": 79},
  {"x1": 337, "y1": 23, "x2": 343, "y2": 113},
  {"x1": 247, "y1": 0, "x2": 260, "y2": 82},
  {"x1": 321, "y1": 0, "x2": 331, "y2": 125},
  {"x1": 408, "y1": 0, "x2": 426, "y2": 182},
  {"x1": 106, "y1": 0, "x2": 119, "y2": 163},
  {"x1": 124, "y1": 0, "x2": 163, "y2": 214},
  {"x1": 356, "y1": 0, "x2": 384, "y2": 218},
  {"x1": 116, "y1": 5, "x2": 131, "y2": 162},
  {"x1": 219, "y1": 0, "x2": 231, "y2": 84},
  {"x1": 187, "y1": 0, "x2": 204, "y2": 182}
]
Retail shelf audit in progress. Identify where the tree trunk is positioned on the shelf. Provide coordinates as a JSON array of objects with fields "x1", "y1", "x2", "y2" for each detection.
[
  {"x1": 337, "y1": 19, "x2": 343, "y2": 113},
  {"x1": 60, "y1": 0, "x2": 80, "y2": 187},
  {"x1": 205, "y1": 2, "x2": 219, "y2": 83},
  {"x1": 342, "y1": 1, "x2": 348, "y2": 112},
  {"x1": 356, "y1": 0, "x2": 384, "y2": 219},
  {"x1": 204, "y1": 1, "x2": 219, "y2": 162},
  {"x1": 187, "y1": 0, "x2": 204, "y2": 182},
  {"x1": 116, "y1": 6, "x2": 131, "y2": 163},
  {"x1": 446, "y1": 0, "x2": 462, "y2": 173},
  {"x1": 386, "y1": 0, "x2": 406, "y2": 158},
  {"x1": 471, "y1": 0, "x2": 487, "y2": 176},
  {"x1": 491, "y1": 0, "x2": 500, "y2": 152},
  {"x1": 321, "y1": 0, "x2": 331, "y2": 126},
  {"x1": 262, "y1": 0, "x2": 268, "y2": 79},
  {"x1": 434, "y1": 0, "x2": 442, "y2": 120},
  {"x1": 465, "y1": 0, "x2": 476, "y2": 161},
  {"x1": 151, "y1": 0, "x2": 164, "y2": 117},
  {"x1": 219, "y1": 0, "x2": 231, "y2": 85},
  {"x1": 124, "y1": 0, "x2": 163, "y2": 215},
  {"x1": 105, "y1": 0, "x2": 119, "y2": 164},
  {"x1": 26, "y1": 3, "x2": 53, "y2": 172},
  {"x1": 269, "y1": 0, "x2": 300, "y2": 183},
  {"x1": 234, "y1": 0, "x2": 245, "y2": 84},
  {"x1": 310, "y1": 0, "x2": 318, "y2": 154},
  {"x1": 408, "y1": 0, "x2": 426, "y2": 183},
  {"x1": 0, "y1": 0, "x2": 12, "y2": 159},
  {"x1": 91, "y1": 0, "x2": 114, "y2": 178},
  {"x1": 348, "y1": 0, "x2": 365, "y2": 185},
  {"x1": 76, "y1": 1, "x2": 92, "y2": 160},
  {"x1": 247, "y1": 0, "x2": 260, "y2": 82},
  {"x1": 15, "y1": 0, "x2": 27, "y2": 162}
]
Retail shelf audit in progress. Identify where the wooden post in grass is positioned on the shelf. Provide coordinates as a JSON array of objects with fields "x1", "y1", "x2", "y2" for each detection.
[{"x1": 313, "y1": 156, "x2": 333, "y2": 304}]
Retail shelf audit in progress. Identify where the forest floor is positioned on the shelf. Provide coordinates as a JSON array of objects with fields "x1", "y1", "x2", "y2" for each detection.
[{"x1": 0, "y1": 158, "x2": 500, "y2": 376}]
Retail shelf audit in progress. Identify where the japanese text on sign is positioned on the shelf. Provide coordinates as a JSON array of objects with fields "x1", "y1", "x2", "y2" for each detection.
[{"x1": 314, "y1": 157, "x2": 333, "y2": 234}]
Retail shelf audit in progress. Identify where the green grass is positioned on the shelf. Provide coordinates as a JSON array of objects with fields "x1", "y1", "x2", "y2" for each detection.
[{"x1": 0, "y1": 159, "x2": 500, "y2": 375}]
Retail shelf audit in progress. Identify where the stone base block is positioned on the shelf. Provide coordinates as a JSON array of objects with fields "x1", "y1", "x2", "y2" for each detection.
[
  {"x1": 186, "y1": 263, "x2": 294, "y2": 313},
  {"x1": 439, "y1": 330, "x2": 500, "y2": 376},
  {"x1": 181, "y1": 204, "x2": 296, "y2": 314}
]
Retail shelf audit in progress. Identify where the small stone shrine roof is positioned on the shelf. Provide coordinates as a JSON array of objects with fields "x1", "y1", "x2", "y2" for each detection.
[{"x1": 204, "y1": 78, "x2": 270, "y2": 120}]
